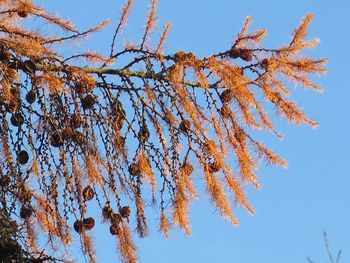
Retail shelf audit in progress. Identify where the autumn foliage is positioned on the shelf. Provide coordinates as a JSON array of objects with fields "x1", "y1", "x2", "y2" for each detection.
[{"x1": 0, "y1": 0, "x2": 326, "y2": 262}]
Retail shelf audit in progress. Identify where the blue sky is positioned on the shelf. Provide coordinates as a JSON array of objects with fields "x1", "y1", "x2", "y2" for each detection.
[{"x1": 35, "y1": 1, "x2": 349, "y2": 262}]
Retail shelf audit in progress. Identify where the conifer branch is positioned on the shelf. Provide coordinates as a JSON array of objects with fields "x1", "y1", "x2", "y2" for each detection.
[{"x1": 0, "y1": 2, "x2": 326, "y2": 262}]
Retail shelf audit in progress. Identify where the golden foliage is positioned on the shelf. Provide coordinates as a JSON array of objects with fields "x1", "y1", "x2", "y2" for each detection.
[
  {"x1": 0, "y1": 0, "x2": 326, "y2": 262},
  {"x1": 155, "y1": 21, "x2": 171, "y2": 55},
  {"x1": 159, "y1": 210, "x2": 171, "y2": 238},
  {"x1": 115, "y1": 223, "x2": 137, "y2": 263},
  {"x1": 203, "y1": 162, "x2": 238, "y2": 225}
]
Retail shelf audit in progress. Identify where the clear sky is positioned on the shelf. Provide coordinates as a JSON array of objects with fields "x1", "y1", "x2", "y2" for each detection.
[{"x1": 35, "y1": 1, "x2": 349, "y2": 262}]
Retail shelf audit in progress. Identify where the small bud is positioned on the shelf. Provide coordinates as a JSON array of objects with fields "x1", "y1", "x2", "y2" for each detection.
[
  {"x1": 18, "y1": 150, "x2": 29, "y2": 165},
  {"x1": 128, "y1": 163, "x2": 140, "y2": 176},
  {"x1": 10, "y1": 113, "x2": 24, "y2": 127},
  {"x1": 81, "y1": 95, "x2": 95, "y2": 110},
  {"x1": 219, "y1": 89, "x2": 234, "y2": 104},
  {"x1": 102, "y1": 205, "x2": 113, "y2": 220},
  {"x1": 138, "y1": 126, "x2": 150, "y2": 141},
  {"x1": 50, "y1": 132, "x2": 64, "y2": 147},
  {"x1": 208, "y1": 162, "x2": 221, "y2": 173},
  {"x1": 110, "y1": 224, "x2": 119, "y2": 235},
  {"x1": 20, "y1": 206, "x2": 33, "y2": 219},
  {"x1": 17, "y1": 10, "x2": 28, "y2": 18},
  {"x1": 179, "y1": 119, "x2": 191, "y2": 133},
  {"x1": 239, "y1": 49, "x2": 253, "y2": 62},
  {"x1": 23, "y1": 60, "x2": 36, "y2": 74},
  {"x1": 82, "y1": 186, "x2": 94, "y2": 201},
  {"x1": 181, "y1": 162, "x2": 194, "y2": 176},
  {"x1": 260, "y1": 58, "x2": 270, "y2": 71},
  {"x1": 228, "y1": 48, "x2": 240, "y2": 59},
  {"x1": 73, "y1": 220, "x2": 83, "y2": 233},
  {"x1": 83, "y1": 217, "x2": 95, "y2": 230},
  {"x1": 119, "y1": 206, "x2": 131, "y2": 218},
  {"x1": 26, "y1": 90, "x2": 36, "y2": 104}
]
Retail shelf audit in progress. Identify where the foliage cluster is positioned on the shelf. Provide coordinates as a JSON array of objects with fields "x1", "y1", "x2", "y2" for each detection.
[{"x1": 0, "y1": 0, "x2": 326, "y2": 262}]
